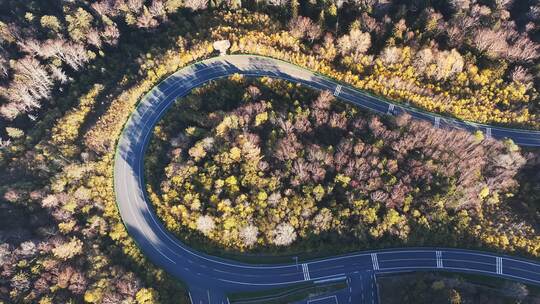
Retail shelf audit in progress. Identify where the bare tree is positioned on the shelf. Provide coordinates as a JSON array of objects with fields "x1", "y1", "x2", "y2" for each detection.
[
  {"x1": 102, "y1": 292, "x2": 124, "y2": 304},
  {"x1": 136, "y1": 10, "x2": 159, "y2": 28},
  {"x1": 267, "y1": 0, "x2": 289, "y2": 7},
  {"x1": 337, "y1": 29, "x2": 371, "y2": 56},
  {"x1": 495, "y1": 0, "x2": 514, "y2": 10},
  {"x1": 288, "y1": 16, "x2": 321, "y2": 42},
  {"x1": 433, "y1": 49, "x2": 464, "y2": 80},
  {"x1": 275, "y1": 133, "x2": 302, "y2": 161},
  {"x1": 16, "y1": 241, "x2": 37, "y2": 258},
  {"x1": 413, "y1": 48, "x2": 434, "y2": 73},
  {"x1": 446, "y1": 15, "x2": 477, "y2": 47},
  {"x1": 87, "y1": 29, "x2": 103, "y2": 49},
  {"x1": 196, "y1": 215, "x2": 215, "y2": 235},
  {"x1": 449, "y1": 0, "x2": 472, "y2": 11},
  {"x1": 91, "y1": 0, "x2": 115, "y2": 17},
  {"x1": 380, "y1": 46, "x2": 402, "y2": 65},
  {"x1": 511, "y1": 66, "x2": 533, "y2": 88},
  {"x1": 52, "y1": 238, "x2": 83, "y2": 260},
  {"x1": 272, "y1": 223, "x2": 297, "y2": 246},
  {"x1": 473, "y1": 28, "x2": 508, "y2": 58},
  {"x1": 0, "y1": 57, "x2": 53, "y2": 119},
  {"x1": 56, "y1": 265, "x2": 75, "y2": 289},
  {"x1": 116, "y1": 273, "x2": 140, "y2": 297},
  {"x1": 239, "y1": 224, "x2": 258, "y2": 247},
  {"x1": 41, "y1": 194, "x2": 60, "y2": 208},
  {"x1": 0, "y1": 138, "x2": 11, "y2": 149},
  {"x1": 63, "y1": 43, "x2": 89, "y2": 70},
  {"x1": 312, "y1": 208, "x2": 332, "y2": 233},
  {"x1": 10, "y1": 273, "x2": 30, "y2": 293},
  {"x1": 306, "y1": 24, "x2": 322, "y2": 42},
  {"x1": 184, "y1": 0, "x2": 208, "y2": 10},
  {"x1": 0, "y1": 243, "x2": 12, "y2": 265},
  {"x1": 67, "y1": 269, "x2": 87, "y2": 294},
  {"x1": 313, "y1": 90, "x2": 334, "y2": 110},
  {"x1": 17, "y1": 39, "x2": 44, "y2": 57},
  {"x1": 150, "y1": 0, "x2": 166, "y2": 18},
  {"x1": 41, "y1": 39, "x2": 89, "y2": 70},
  {"x1": 507, "y1": 35, "x2": 539, "y2": 62},
  {"x1": 101, "y1": 23, "x2": 120, "y2": 45},
  {"x1": 0, "y1": 51, "x2": 8, "y2": 78},
  {"x1": 267, "y1": 192, "x2": 281, "y2": 207},
  {"x1": 127, "y1": 0, "x2": 144, "y2": 13}
]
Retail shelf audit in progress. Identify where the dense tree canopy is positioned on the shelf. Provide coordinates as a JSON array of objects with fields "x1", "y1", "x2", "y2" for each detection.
[
  {"x1": 146, "y1": 77, "x2": 540, "y2": 257},
  {"x1": 0, "y1": 1, "x2": 539, "y2": 302}
]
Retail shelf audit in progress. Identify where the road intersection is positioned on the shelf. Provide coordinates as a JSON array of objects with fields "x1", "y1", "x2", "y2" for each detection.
[{"x1": 114, "y1": 55, "x2": 540, "y2": 303}]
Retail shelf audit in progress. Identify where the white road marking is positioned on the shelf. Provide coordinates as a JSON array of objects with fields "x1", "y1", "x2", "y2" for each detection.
[
  {"x1": 334, "y1": 84, "x2": 342, "y2": 96},
  {"x1": 314, "y1": 276, "x2": 346, "y2": 284},
  {"x1": 434, "y1": 116, "x2": 441, "y2": 128},
  {"x1": 302, "y1": 263, "x2": 311, "y2": 280},
  {"x1": 307, "y1": 295, "x2": 338, "y2": 303},
  {"x1": 486, "y1": 127, "x2": 492, "y2": 138},
  {"x1": 436, "y1": 251, "x2": 443, "y2": 268},
  {"x1": 371, "y1": 253, "x2": 380, "y2": 271},
  {"x1": 496, "y1": 257, "x2": 503, "y2": 275},
  {"x1": 387, "y1": 103, "x2": 395, "y2": 114}
]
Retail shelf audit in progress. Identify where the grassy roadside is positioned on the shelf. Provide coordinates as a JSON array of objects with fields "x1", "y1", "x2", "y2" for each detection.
[
  {"x1": 378, "y1": 271, "x2": 540, "y2": 303},
  {"x1": 228, "y1": 280, "x2": 347, "y2": 304}
]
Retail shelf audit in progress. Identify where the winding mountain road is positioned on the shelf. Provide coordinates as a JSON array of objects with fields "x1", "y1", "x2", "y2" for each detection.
[{"x1": 114, "y1": 55, "x2": 540, "y2": 304}]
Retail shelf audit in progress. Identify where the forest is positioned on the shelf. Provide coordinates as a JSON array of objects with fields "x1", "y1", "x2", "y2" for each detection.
[
  {"x1": 146, "y1": 76, "x2": 540, "y2": 258},
  {"x1": 0, "y1": 0, "x2": 539, "y2": 303}
]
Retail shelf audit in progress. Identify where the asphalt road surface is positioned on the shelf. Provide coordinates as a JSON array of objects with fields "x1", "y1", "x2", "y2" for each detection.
[{"x1": 114, "y1": 55, "x2": 540, "y2": 304}]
